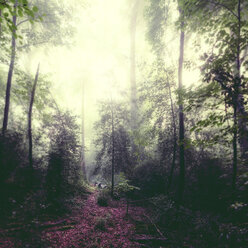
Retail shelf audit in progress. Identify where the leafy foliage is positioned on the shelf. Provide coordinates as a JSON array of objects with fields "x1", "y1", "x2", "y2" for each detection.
[
  {"x1": 0, "y1": 0, "x2": 39, "y2": 37},
  {"x1": 92, "y1": 99, "x2": 132, "y2": 179},
  {"x1": 45, "y1": 111, "x2": 83, "y2": 213}
]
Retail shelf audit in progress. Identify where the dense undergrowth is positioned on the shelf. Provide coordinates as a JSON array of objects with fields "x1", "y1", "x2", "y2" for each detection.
[{"x1": 0, "y1": 112, "x2": 88, "y2": 226}]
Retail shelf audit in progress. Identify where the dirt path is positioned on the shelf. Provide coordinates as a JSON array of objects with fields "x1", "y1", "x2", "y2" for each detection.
[
  {"x1": 0, "y1": 190, "x2": 147, "y2": 248},
  {"x1": 44, "y1": 190, "x2": 145, "y2": 248}
]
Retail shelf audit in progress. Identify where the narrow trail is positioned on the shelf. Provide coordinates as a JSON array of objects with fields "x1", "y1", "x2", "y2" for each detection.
[
  {"x1": 44, "y1": 190, "x2": 146, "y2": 248},
  {"x1": 0, "y1": 190, "x2": 148, "y2": 248}
]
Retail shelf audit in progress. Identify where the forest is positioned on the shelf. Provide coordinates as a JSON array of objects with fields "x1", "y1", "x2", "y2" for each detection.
[{"x1": 0, "y1": 0, "x2": 247, "y2": 247}]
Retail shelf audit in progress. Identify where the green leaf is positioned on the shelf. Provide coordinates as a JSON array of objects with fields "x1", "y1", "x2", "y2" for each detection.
[
  {"x1": 18, "y1": 9, "x2": 23, "y2": 17},
  {"x1": 32, "y1": 6, "x2": 38, "y2": 12}
]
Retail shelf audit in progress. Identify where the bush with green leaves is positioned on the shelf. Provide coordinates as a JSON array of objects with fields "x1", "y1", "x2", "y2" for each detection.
[
  {"x1": 114, "y1": 173, "x2": 140, "y2": 200},
  {"x1": 45, "y1": 111, "x2": 84, "y2": 213}
]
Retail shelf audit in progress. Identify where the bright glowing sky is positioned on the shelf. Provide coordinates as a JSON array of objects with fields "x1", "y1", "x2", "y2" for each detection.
[{"x1": 19, "y1": 0, "x2": 202, "y2": 164}]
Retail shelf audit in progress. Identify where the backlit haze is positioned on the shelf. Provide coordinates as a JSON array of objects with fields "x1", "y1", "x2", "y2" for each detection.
[{"x1": 19, "y1": 0, "x2": 201, "y2": 166}]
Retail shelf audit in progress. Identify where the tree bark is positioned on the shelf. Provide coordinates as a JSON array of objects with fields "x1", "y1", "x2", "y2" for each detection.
[
  {"x1": 111, "y1": 103, "x2": 115, "y2": 197},
  {"x1": 177, "y1": 12, "x2": 185, "y2": 203},
  {"x1": 2, "y1": 1, "x2": 17, "y2": 135},
  {"x1": 130, "y1": 0, "x2": 141, "y2": 155},
  {"x1": 237, "y1": 98, "x2": 248, "y2": 160},
  {"x1": 0, "y1": 9, "x2": 2, "y2": 35},
  {"x1": 236, "y1": 0, "x2": 248, "y2": 160},
  {"x1": 80, "y1": 81, "x2": 87, "y2": 180},
  {"x1": 232, "y1": 103, "x2": 238, "y2": 191},
  {"x1": 167, "y1": 79, "x2": 177, "y2": 191},
  {"x1": 28, "y1": 63, "x2": 40, "y2": 169}
]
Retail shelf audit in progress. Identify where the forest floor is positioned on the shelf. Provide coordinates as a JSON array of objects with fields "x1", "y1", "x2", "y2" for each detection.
[{"x1": 0, "y1": 189, "x2": 165, "y2": 248}]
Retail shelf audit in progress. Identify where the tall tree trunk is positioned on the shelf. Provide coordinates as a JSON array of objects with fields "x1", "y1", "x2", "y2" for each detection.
[
  {"x1": 237, "y1": 98, "x2": 248, "y2": 160},
  {"x1": 0, "y1": 9, "x2": 2, "y2": 35},
  {"x1": 236, "y1": 0, "x2": 248, "y2": 160},
  {"x1": 130, "y1": 0, "x2": 141, "y2": 155},
  {"x1": 177, "y1": 12, "x2": 185, "y2": 203},
  {"x1": 111, "y1": 103, "x2": 115, "y2": 197},
  {"x1": 28, "y1": 63, "x2": 40, "y2": 169},
  {"x1": 2, "y1": 1, "x2": 17, "y2": 135},
  {"x1": 167, "y1": 80, "x2": 177, "y2": 191},
  {"x1": 232, "y1": 103, "x2": 238, "y2": 191},
  {"x1": 80, "y1": 81, "x2": 87, "y2": 180}
]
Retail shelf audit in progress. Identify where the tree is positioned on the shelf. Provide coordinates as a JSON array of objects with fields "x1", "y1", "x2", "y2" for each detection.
[
  {"x1": 93, "y1": 99, "x2": 131, "y2": 186},
  {"x1": 167, "y1": 73, "x2": 177, "y2": 191},
  {"x1": 110, "y1": 99, "x2": 115, "y2": 197},
  {"x1": 18, "y1": 0, "x2": 75, "y2": 50},
  {"x1": 0, "y1": 0, "x2": 34, "y2": 36},
  {"x1": 139, "y1": 60, "x2": 179, "y2": 191},
  {"x1": 177, "y1": 3, "x2": 185, "y2": 203},
  {"x1": 2, "y1": 0, "x2": 18, "y2": 135},
  {"x1": 28, "y1": 63, "x2": 40, "y2": 169},
  {"x1": 2, "y1": 0, "x2": 74, "y2": 134},
  {"x1": 130, "y1": 0, "x2": 141, "y2": 157},
  {"x1": 46, "y1": 111, "x2": 82, "y2": 211},
  {"x1": 2, "y1": 0, "x2": 40, "y2": 134},
  {"x1": 145, "y1": 0, "x2": 186, "y2": 201},
  {"x1": 80, "y1": 81, "x2": 87, "y2": 180},
  {"x1": 181, "y1": 0, "x2": 248, "y2": 189}
]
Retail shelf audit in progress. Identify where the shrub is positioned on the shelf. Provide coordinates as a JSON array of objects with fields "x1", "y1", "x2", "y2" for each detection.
[
  {"x1": 130, "y1": 160, "x2": 166, "y2": 197},
  {"x1": 45, "y1": 111, "x2": 85, "y2": 214},
  {"x1": 97, "y1": 189, "x2": 111, "y2": 207},
  {"x1": 114, "y1": 173, "x2": 139, "y2": 199},
  {"x1": 186, "y1": 158, "x2": 230, "y2": 212}
]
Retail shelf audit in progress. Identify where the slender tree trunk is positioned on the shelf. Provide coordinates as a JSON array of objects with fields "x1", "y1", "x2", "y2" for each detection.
[
  {"x1": 236, "y1": 0, "x2": 248, "y2": 160},
  {"x1": 167, "y1": 80, "x2": 177, "y2": 191},
  {"x1": 130, "y1": 0, "x2": 141, "y2": 155},
  {"x1": 111, "y1": 104, "x2": 115, "y2": 197},
  {"x1": 177, "y1": 13, "x2": 185, "y2": 203},
  {"x1": 28, "y1": 63, "x2": 40, "y2": 169},
  {"x1": 237, "y1": 99, "x2": 248, "y2": 160},
  {"x1": 0, "y1": 9, "x2": 2, "y2": 35},
  {"x1": 232, "y1": 103, "x2": 238, "y2": 191},
  {"x1": 80, "y1": 81, "x2": 87, "y2": 180},
  {"x1": 230, "y1": 0, "x2": 239, "y2": 191},
  {"x1": 2, "y1": 1, "x2": 17, "y2": 135}
]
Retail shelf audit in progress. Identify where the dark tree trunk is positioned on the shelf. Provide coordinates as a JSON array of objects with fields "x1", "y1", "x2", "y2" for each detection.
[
  {"x1": 2, "y1": 1, "x2": 17, "y2": 135},
  {"x1": 81, "y1": 81, "x2": 87, "y2": 180},
  {"x1": 177, "y1": 15, "x2": 185, "y2": 203},
  {"x1": 0, "y1": 9, "x2": 2, "y2": 35},
  {"x1": 111, "y1": 104, "x2": 115, "y2": 197},
  {"x1": 167, "y1": 80, "x2": 177, "y2": 191},
  {"x1": 232, "y1": 103, "x2": 238, "y2": 191},
  {"x1": 28, "y1": 63, "x2": 40, "y2": 169},
  {"x1": 236, "y1": 0, "x2": 248, "y2": 161},
  {"x1": 130, "y1": 0, "x2": 141, "y2": 155},
  {"x1": 237, "y1": 98, "x2": 248, "y2": 160}
]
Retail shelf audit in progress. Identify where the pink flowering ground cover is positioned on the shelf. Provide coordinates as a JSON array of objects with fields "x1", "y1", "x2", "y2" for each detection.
[{"x1": 0, "y1": 190, "x2": 147, "y2": 248}]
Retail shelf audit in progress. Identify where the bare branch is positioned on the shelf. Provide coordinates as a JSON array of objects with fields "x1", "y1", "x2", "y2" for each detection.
[{"x1": 17, "y1": 18, "x2": 30, "y2": 26}]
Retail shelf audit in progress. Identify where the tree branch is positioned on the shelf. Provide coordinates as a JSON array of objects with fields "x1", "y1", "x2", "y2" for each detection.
[
  {"x1": 208, "y1": 0, "x2": 238, "y2": 19},
  {"x1": 17, "y1": 18, "x2": 29, "y2": 26}
]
